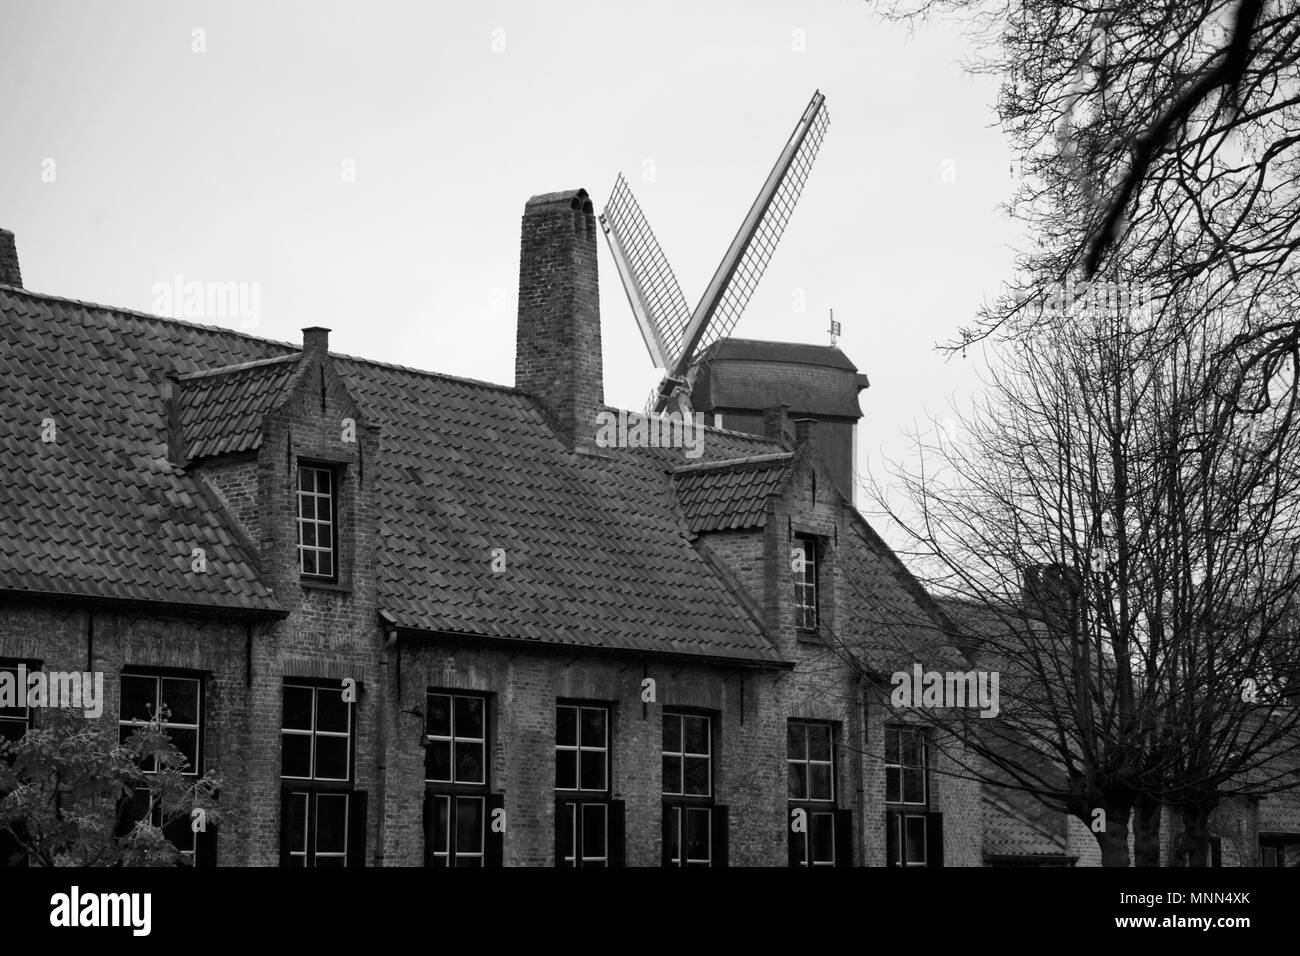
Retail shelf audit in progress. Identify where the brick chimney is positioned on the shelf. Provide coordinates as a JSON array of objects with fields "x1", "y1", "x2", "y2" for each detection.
[
  {"x1": 793, "y1": 418, "x2": 817, "y2": 453},
  {"x1": 515, "y1": 188, "x2": 602, "y2": 446},
  {"x1": 302, "y1": 326, "x2": 330, "y2": 356},
  {"x1": 0, "y1": 229, "x2": 21, "y2": 288},
  {"x1": 763, "y1": 404, "x2": 791, "y2": 446}
]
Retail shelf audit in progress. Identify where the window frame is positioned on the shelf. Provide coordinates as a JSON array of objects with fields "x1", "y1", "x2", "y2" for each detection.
[
  {"x1": 424, "y1": 689, "x2": 499, "y2": 868},
  {"x1": 297, "y1": 462, "x2": 339, "y2": 582},
  {"x1": 281, "y1": 679, "x2": 355, "y2": 785},
  {"x1": 793, "y1": 534, "x2": 820, "y2": 632},
  {"x1": 787, "y1": 719, "x2": 842, "y2": 867},
  {"x1": 662, "y1": 710, "x2": 723, "y2": 868},
  {"x1": 118, "y1": 669, "x2": 205, "y2": 777},
  {"x1": 555, "y1": 701, "x2": 616, "y2": 867},
  {"x1": 0, "y1": 659, "x2": 38, "y2": 745},
  {"x1": 884, "y1": 724, "x2": 928, "y2": 807}
]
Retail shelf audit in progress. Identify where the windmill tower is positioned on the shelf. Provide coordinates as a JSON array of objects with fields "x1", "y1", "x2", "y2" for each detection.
[{"x1": 599, "y1": 91, "x2": 831, "y2": 416}]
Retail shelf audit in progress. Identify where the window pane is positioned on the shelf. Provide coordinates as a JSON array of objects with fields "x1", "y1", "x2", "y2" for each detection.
[
  {"x1": 885, "y1": 728, "x2": 900, "y2": 764},
  {"x1": 427, "y1": 694, "x2": 451, "y2": 738},
  {"x1": 582, "y1": 803, "x2": 607, "y2": 860},
  {"x1": 885, "y1": 766, "x2": 901, "y2": 803},
  {"x1": 315, "y1": 688, "x2": 349, "y2": 733},
  {"x1": 301, "y1": 522, "x2": 317, "y2": 547},
  {"x1": 580, "y1": 750, "x2": 606, "y2": 791},
  {"x1": 289, "y1": 792, "x2": 309, "y2": 854},
  {"x1": 662, "y1": 714, "x2": 680, "y2": 752},
  {"x1": 807, "y1": 724, "x2": 831, "y2": 761},
  {"x1": 662, "y1": 755, "x2": 681, "y2": 794},
  {"x1": 317, "y1": 552, "x2": 333, "y2": 578},
  {"x1": 169, "y1": 728, "x2": 199, "y2": 772},
  {"x1": 811, "y1": 812, "x2": 835, "y2": 865},
  {"x1": 787, "y1": 723, "x2": 806, "y2": 760},
  {"x1": 810, "y1": 763, "x2": 832, "y2": 801},
  {"x1": 683, "y1": 756, "x2": 710, "y2": 796},
  {"x1": 903, "y1": 767, "x2": 925, "y2": 804},
  {"x1": 904, "y1": 815, "x2": 927, "y2": 865},
  {"x1": 120, "y1": 675, "x2": 157, "y2": 722},
  {"x1": 902, "y1": 730, "x2": 922, "y2": 768},
  {"x1": 317, "y1": 470, "x2": 331, "y2": 496},
  {"x1": 430, "y1": 795, "x2": 449, "y2": 855},
  {"x1": 283, "y1": 685, "x2": 314, "y2": 730},
  {"x1": 316, "y1": 793, "x2": 348, "y2": 854},
  {"x1": 456, "y1": 797, "x2": 483, "y2": 854},
  {"x1": 301, "y1": 551, "x2": 318, "y2": 576},
  {"x1": 425, "y1": 741, "x2": 450, "y2": 782},
  {"x1": 455, "y1": 696, "x2": 484, "y2": 739},
  {"x1": 684, "y1": 807, "x2": 711, "y2": 864},
  {"x1": 300, "y1": 494, "x2": 316, "y2": 519},
  {"x1": 580, "y1": 708, "x2": 606, "y2": 748},
  {"x1": 318, "y1": 525, "x2": 331, "y2": 550},
  {"x1": 282, "y1": 734, "x2": 312, "y2": 778},
  {"x1": 665, "y1": 806, "x2": 681, "y2": 864},
  {"x1": 454, "y1": 741, "x2": 484, "y2": 784},
  {"x1": 556, "y1": 705, "x2": 577, "y2": 746},
  {"x1": 556, "y1": 748, "x2": 578, "y2": 790},
  {"x1": 315, "y1": 735, "x2": 349, "y2": 781},
  {"x1": 683, "y1": 716, "x2": 709, "y2": 755},
  {"x1": 788, "y1": 762, "x2": 807, "y2": 800},
  {"x1": 160, "y1": 679, "x2": 198, "y2": 725},
  {"x1": 298, "y1": 468, "x2": 313, "y2": 492}
]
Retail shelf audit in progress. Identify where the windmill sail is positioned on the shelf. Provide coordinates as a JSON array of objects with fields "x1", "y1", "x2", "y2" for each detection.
[
  {"x1": 600, "y1": 174, "x2": 692, "y2": 370},
  {"x1": 674, "y1": 91, "x2": 830, "y2": 384},
  {"x1": 601, "y1": 90, "x2": 831, "y2": 414}
]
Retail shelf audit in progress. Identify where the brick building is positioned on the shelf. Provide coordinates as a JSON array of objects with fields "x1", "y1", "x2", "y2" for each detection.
[{"x1": 0, "y1": 192, "x2": 977, "y2": 866}]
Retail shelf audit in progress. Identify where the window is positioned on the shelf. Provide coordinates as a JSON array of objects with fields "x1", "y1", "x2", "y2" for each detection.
[
  {"x1": 662, "y1": 712, "x2": 727, "y2": 867},
  {"x1": 1260, "y1": 836, "x2": 1289, "y2": 867},
  {"x1": 885, "y1": 725, "x2": 942, "y2": 867},
  {"x1": 0, "y1": 663, "x2": 32, "y2": 746},
  {"x1": 555, "y1": 703, "x2": 624, "y2": 867},
  {"x1": 0, "y1": 662, "x2": 34, "y2": 867},
  {"x1": 788, "y1": 720, "x2": 850, "y2": 866},
  {"x1": 297, "y1": 464, "x2": 337, "y2": 579},
  {"x1": 793, "y1": 535, "x2": 819, "y2": 630},
  {"x1": 116, "y1": 670, "x2": 215, "y2": 866},
  {"x1": 280, "y1": 680, "x2": 366, "y2": 867},
  {"x1": 424, "y1": 691, "x2": 503, "y2": 867},
  {"x1": 885, "y1": 725, "x2": 926, "y2": 805},
  {"x1": 119, "y1": 673, "x2": 202, "y2": 774}
]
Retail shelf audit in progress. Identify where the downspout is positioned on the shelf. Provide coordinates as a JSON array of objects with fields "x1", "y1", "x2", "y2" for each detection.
[{"x1": 375, "y1": 610, "x2": 399, "y2": 866}]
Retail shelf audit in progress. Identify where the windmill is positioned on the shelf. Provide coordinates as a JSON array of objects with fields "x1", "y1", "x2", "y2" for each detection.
[{"x1": 600, "y1": 90, "x2": 831, "y2": 416}]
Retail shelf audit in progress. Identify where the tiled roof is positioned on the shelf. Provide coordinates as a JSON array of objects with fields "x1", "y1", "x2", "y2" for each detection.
[
  {"x1": 0, "y1": 285, "x2": 784, "y2": 662},
  {"x1": 983, "y1": 790, "x2": 1072, "y2": 861},
  {"x1": 699, "y1": 337, "x2": 859, "y2": 371},
  {"x1": 691, "y1": 338, "x2": 867, "y2": 419},
  {"x1": 178, "y1": 355, "x2": 303, "y2": 461},
  {"x1": 672, "y1": 453, "x2": 794, "y2": 533},
  {"x1": 0, "y1": 287, "x2": 288, "y2": 614},
  {"x1": 334, "y1": 361, "x2": 783, "y2": 662}
]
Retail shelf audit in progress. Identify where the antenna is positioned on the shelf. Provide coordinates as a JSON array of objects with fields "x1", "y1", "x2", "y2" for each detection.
[{"x1": 601, "y1": 90, "x2": 831, "y2": 413}]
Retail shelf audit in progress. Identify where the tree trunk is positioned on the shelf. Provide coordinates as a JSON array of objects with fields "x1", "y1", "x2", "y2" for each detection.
[
  {"x1": 1094, "y1": 800, "x2": 1134, "y2": 867},
  {"x1": 1132, "y1": 793, "x2": 1162, "y2": 867},
  {"x1": 1175, "y1": 801, "x2": 1216, "y2": 867}
]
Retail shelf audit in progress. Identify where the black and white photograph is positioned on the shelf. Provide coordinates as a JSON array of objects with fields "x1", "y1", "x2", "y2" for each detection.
[{"x1": 0, "y1": 0, "x2": 1295, "y2": 937}]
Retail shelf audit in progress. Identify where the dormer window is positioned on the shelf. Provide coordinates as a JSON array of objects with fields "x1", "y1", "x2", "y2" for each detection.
[
  {"x1": 298, "y1": 464, "x2": 337, "y2": 579},
  {"x1": 794, "y1": 535, "x2": 819, "y2": 631}
]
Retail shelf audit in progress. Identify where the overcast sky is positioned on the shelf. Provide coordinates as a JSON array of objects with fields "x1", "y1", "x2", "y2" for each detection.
[{"x1": 0, "y1": 0, "x2": 1020, "y2": 550}]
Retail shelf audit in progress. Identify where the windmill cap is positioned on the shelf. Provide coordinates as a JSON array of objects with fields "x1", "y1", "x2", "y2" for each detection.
[{"x1": 525, "y1": 188, "x2": 593, "y2": 213}]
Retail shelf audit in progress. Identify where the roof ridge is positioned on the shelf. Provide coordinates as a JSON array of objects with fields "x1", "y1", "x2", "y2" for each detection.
[
  {"x1": 0, "y1": 284, "x2": 301, "y2": 351},
  {"x1": 673, "y1": 451, "x2": 794, "y2": 474},
  {"x1": 178, "y1": 353, "x2": 302, "y2": 380}
]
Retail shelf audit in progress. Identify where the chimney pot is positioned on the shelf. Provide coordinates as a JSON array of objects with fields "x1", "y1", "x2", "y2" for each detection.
[
  {"x1": 302, "y1": 326, "x2": 330, "y2": 356},
  {"x1": 0, "y1": 228, "x2": 22, "y2": 289},
  {"x1": 794, "y1": 418, "x2": 817, "y2": 451}
]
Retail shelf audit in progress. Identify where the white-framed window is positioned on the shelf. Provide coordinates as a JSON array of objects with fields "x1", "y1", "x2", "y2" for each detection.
[
  {"x1": 793, "y1": 535, "x2": 819, "y2": 630},
  {"x1": 282, "y1": 682, "x2": 352, "y2": 782},
  {"x1": 662, "y1": 712, "x2": 711, "y2": 798},
  {"x1": 885, "y1": 725, "x2": 927, "y2": 805},
  {"x1": 665, "y1": 804, "x2": 712, "y2": 867},
  {"x1": 297, "y1": 464, "x2": 337, "y2": 579},
  {"x1": 425, "y1": 692, "x2": 487, "y2": 785},
  {"x1": 788, "y1": 719, "x2": 841, "y2": 867},
  {"x1": 556, "y1": 703, "x2": 608, "y2": 792},
  {"x1": 0, "y1": 663, "x2": 32, "y2": 745},
  {"x1": 283, "y1": 789, "x2": 361, "y2": 867},
  {"x1": 119, "y1": 672, "x2": 202, "y2": 775}
]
